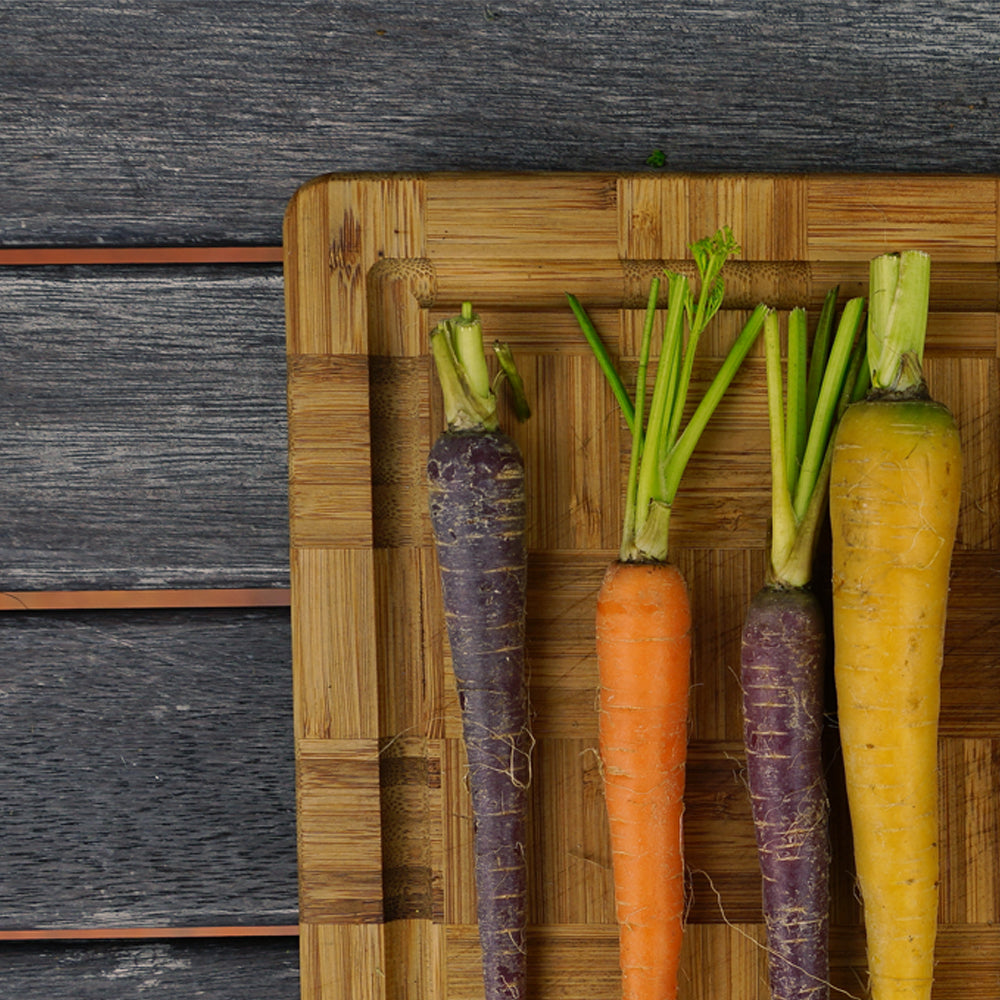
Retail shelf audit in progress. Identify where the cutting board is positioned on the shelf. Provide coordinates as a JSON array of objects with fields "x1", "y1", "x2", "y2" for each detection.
[{"x1": 283, "y1": 172, "x2": 1000, "y2": 1000}]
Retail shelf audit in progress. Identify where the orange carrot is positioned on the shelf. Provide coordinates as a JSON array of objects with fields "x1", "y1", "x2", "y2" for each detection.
[
  {"x1": 596, "y1": 560, "x2": 691, "y2": 1000},
  {"x1": 570, "y1": 229, "x2": 768, "y2": 1000}
]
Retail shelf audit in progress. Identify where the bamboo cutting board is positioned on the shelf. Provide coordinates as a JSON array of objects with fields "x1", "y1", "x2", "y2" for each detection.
[{"x1": 283, "y1": 173, "x2": 1000, "y2": 1000}]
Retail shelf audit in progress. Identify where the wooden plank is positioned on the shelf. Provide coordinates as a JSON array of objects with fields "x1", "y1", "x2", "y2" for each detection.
[
  {"x1": 1, "y1": 938, "x2": 299, "y2": 999},
  {"x1": 289, "y1": 548, "x2": 380, "y2": 741},
  {"x1": 296, "y1": 739, "x2": 384, "y2": 924},
  {"x1": 0, "y1": 265, "x2": 289, "y2": 590},
  {"x1": 6, "y1": 5, "x2": 1000, "y2": 245},
  {"x1": 299, "y1": 923, "x2": 386, "y2": 1000},
  {"x1": 424, "y1": 173, "x2": 618, "y2": 262},
  {"x1": 806, "y1": 176, "x2": 999, "y2": 259},
  {"x1": 0, "y1": 608, "x2": 296, "y2": 929},
  {"x1": 287, "y1": 356, "x2": 374, "y2": 549}
]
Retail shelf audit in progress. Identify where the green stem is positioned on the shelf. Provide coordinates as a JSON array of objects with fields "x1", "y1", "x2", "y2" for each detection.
[
  {"x1": 784, "y1": 307, "x2": 808, "y2": 499},
  {"x1": 768, "y1": 295, "x2": 867, "y2": 587},
  {"x1": 620, "y1": 278, "x2": 659, "y2": 560},
  {"x1": 570, "y1": 228, "x2": 757, "y2": 564},
  {"x1": 867, "y1": 250, "x2": 931, "y2": 393},
  {"x1": 657, "y1": 231, "x2": 736, "y2": 456},
  {"x1": 634, "y1": 272, "x2": 688, "y2": 545},
  {"x1": 805, "y1": 287, "x2": 838, "y2": 423},
  {"x1": 663, "y1": 252, "x2": 727, "y2": 451},
  {"x1": 451, "y1": 301, "x2": 492, "y2": 402},
  {"x1": 492, "y1": 341, "x2": 532, "y2": 423},
  {"x1": 430, "y1": 323, "x2": 497, "y2": 431},
  {"x1": 566, "y1": 293, "x2": 635, "y2": 434},
  {"x1": 791, "y1": 297, "x2": 865, "y2": 521},
  {"x1": 764, "y1": 311, "x2": 797, "y2": 577},
  {"x1": 658, "y1": 303, "x2": 770, "y2": 514},
  {"x1": 429, "y1": 301, "x2": 530, "y2": 432},
  {"x1": 774, "y1": 327, "x2": 868, "y2": 587},
  {"x1": 634, "y1": 303, "x2": 768, "y2": 563}
]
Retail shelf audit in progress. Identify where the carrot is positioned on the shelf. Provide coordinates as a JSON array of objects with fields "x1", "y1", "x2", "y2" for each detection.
[
  {"x1": 741, "y1": 293, "x2": 868, "y2": 1000},
  {"x1": 596, "y1": 558, "x2": 690, "y2": 1000},
  {"x1": 829, "y1": 251, "x2": 962, "y2": 1000},
  {"x1": 570, "y1": 229, "x2": 768, "y2": 1000},
  {"x1": 426, "y1": 302, "x2": 532, "y2": 1000}
]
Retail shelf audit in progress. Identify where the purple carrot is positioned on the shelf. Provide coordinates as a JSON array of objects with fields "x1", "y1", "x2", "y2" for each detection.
[
  {"x1": 742, "y1": 585, "x2": 829, "y2": 1000},
  {"x1": 740, "y1": 295, "x2": 867, "y2": 1000},
  {"x1": 427, "y1": 303, "x2": 532, "y2": 1000}
]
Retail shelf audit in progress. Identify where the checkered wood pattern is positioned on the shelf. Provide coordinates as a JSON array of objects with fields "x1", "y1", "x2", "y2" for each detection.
[{"x1": 284, "y1": 173, "x2": 1000, "y2": 1000}]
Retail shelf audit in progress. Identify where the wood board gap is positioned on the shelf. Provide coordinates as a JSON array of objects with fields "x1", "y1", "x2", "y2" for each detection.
[
  {"x1": 0, "y1": 247, "x2": 283, "y2": 266},
  {"x1": 0, "y1": 589, "x2": 291, "y2": 611},
  {"x1": 0, "y1": 925, "x2": 300, "y2": 942}
]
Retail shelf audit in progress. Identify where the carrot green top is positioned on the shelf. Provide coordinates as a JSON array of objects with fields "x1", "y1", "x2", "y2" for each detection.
[
  {"x1": 569, "y1": 228, "x2": 767, "y2": 564},
  {"x1": 430, "y1": 301, "x2": 530, "y2": 432},
  {"x1": 764, "y1": 292, "x2": 867, "y2": 588},
  {"x1": 867, "y1": 249, "x2": 931, "y2": 397}
]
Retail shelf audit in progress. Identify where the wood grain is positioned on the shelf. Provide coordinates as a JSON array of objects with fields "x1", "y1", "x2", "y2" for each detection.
[
  {"x1": 0, "y1": 608, "x2": 297, "y2": 930},
  {"x1": 0, "y1": 265, "x2": 289, "y2": 590},
  {"x1": 0, "y1": 938, "x2": 299, "y2": 999},
  {"x1": 6, "y1": 4, "x2": 1000, "y2": 245},
  {"x1": 0, "y1": 925, "x2": 298, "y2": 941},
  {"x1": 286, "y1": 173, "x2": 1000, "y2": 999}
]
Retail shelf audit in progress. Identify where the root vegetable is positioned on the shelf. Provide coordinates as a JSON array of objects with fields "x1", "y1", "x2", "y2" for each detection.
[
  {"x1": 741, "y1": 295, "x2": 867, "y2": 1000},
  {"x1": 597, "y1": 558, "x2": 690, "y2": 1000},
  {"x1": 830, "y1": 251, "x2": 962, "y2": 1000},
  {"x1": 427, "y1": 303, "x2": 532, "y2": 1000},
  {"x1": 570, "y1": 229, "x2": 767, "y2": 1000},
  {"x1": 742, "y1": 585, "x2": 828, "y2": 1000}
]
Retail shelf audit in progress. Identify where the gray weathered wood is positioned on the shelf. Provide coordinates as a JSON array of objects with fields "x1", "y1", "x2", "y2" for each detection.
[
  {"x1": 3, "y1": 1, "x2": 1000, "y2": 246},
  {"x1": 1, "y1": 939, "x2": 299, "y2": 999},
  {"x1": 0, "y1": 608, "x2": 296, "y2": 929},
  {"x1": 0, "y1": 266, "x2": 289, "y2": 589}
]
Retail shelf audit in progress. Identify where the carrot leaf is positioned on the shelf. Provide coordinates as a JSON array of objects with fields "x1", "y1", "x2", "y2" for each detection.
[
  {"x1": 570, "y1": 229, "x2": 767, "y2": 563},
  {"x1": 620, "y1": 277, "x2": 659, "y2": 561},
  {"x1": 566, "y1": 293, "x2": 636, "y2": 434},
  {"x1": 767, "y1": 293, "x2": 867, "y2": 588},
  {"x1": 663, "y1": 228, "x2": 739, "y2": 453},
  {"x1": 784, "y1": 307, "x2": 808, "y2": 498}
]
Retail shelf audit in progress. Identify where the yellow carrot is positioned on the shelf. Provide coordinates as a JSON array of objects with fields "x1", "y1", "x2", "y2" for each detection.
[{"x1": 829, "y1": 250, "x2": 961, "y2": 1000}]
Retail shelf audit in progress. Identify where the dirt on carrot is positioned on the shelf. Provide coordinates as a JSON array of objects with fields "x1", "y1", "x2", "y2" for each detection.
[
  {"x1": 740, "y1": 295, "x2": 867, "y2": 1000},
  {"x1": 427, "y1": 303, "x2": 533, "y2": 1000},
  {"x1": 831, "y1": 396, "x2": 960, "y2": 1000}
]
